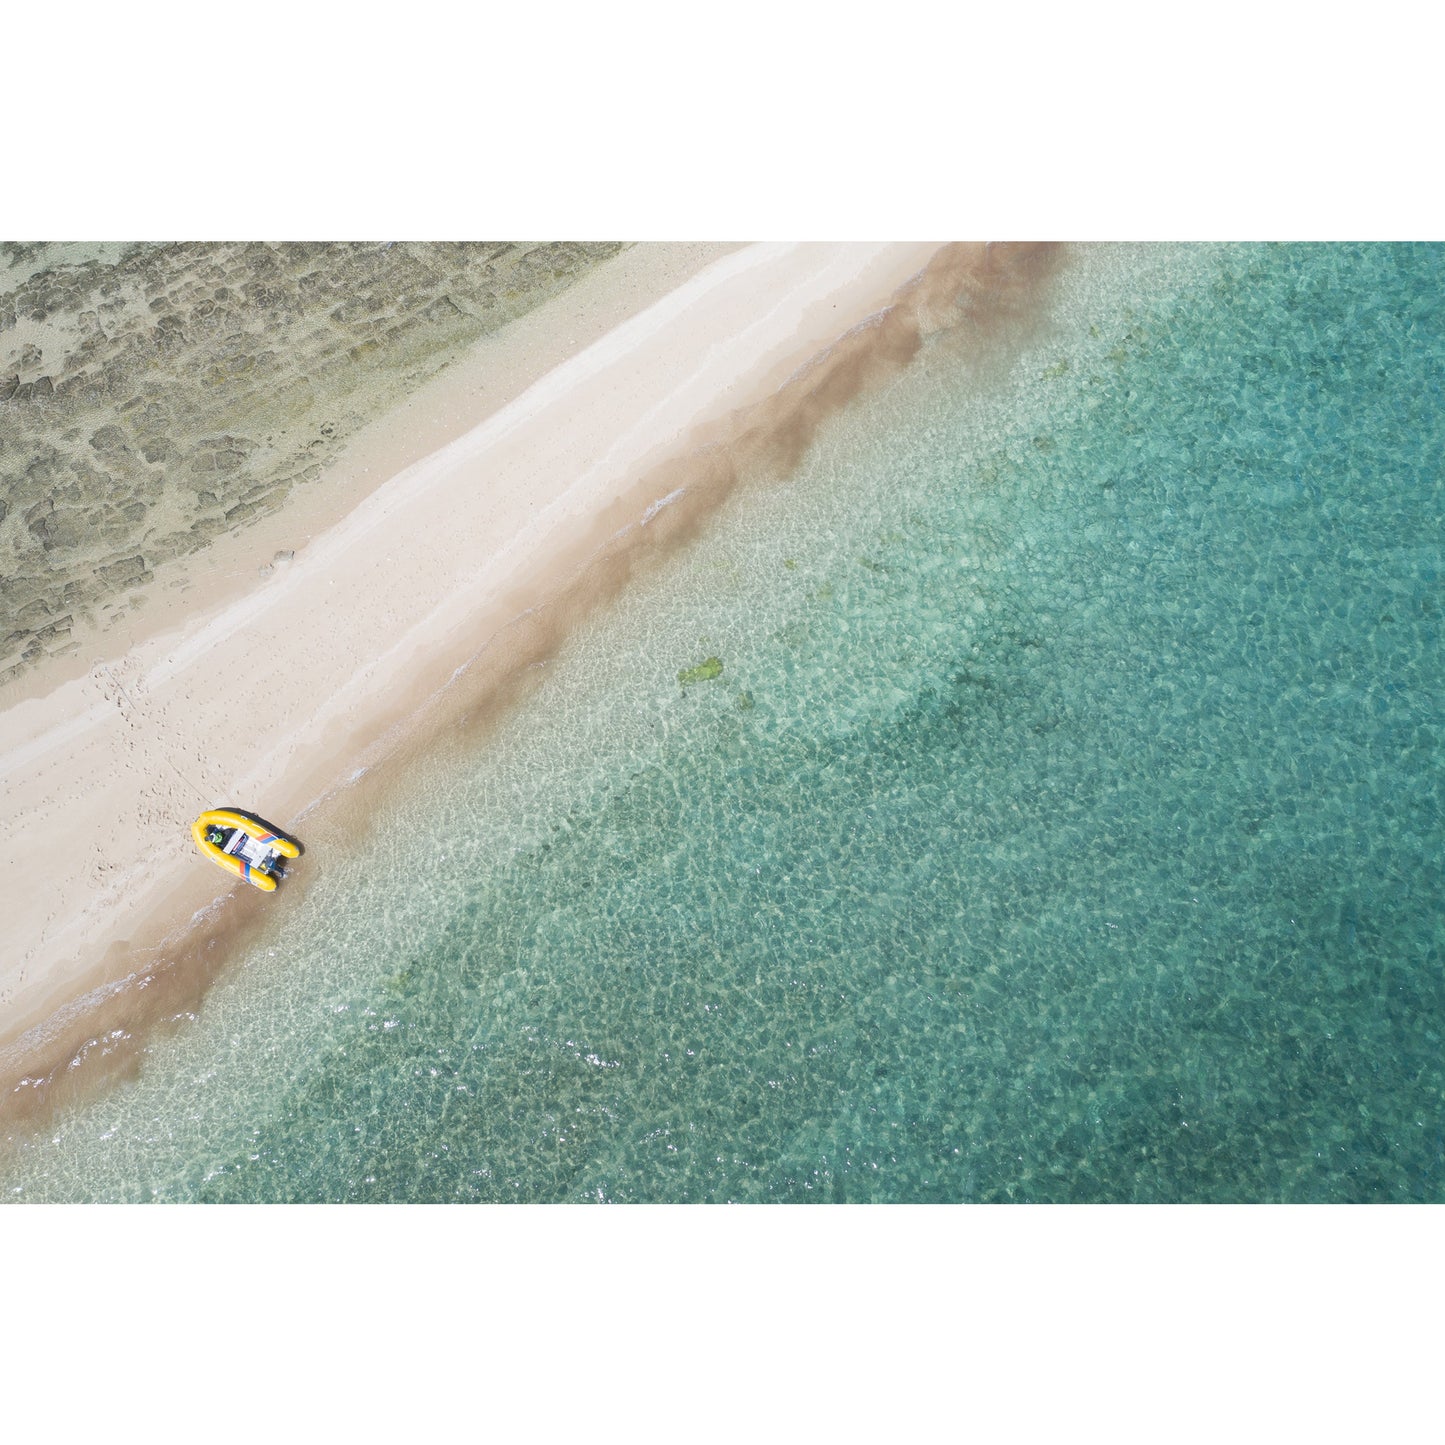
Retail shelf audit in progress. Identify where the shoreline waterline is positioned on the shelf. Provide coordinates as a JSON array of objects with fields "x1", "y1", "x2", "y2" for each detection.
[{"x1": 0, "y1": 241, "x2": 1058, "y2": 1130}]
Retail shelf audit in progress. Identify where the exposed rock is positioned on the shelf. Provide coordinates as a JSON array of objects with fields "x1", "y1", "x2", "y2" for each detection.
[
  {"x1": 16, "y1": 597, "x2": 53, "y2": 625},
  {"x1": 1, "y1": 240, "x2": 628, "y2": 688},
  {"x1": 95, "y1": 554, "x2": 147, "y2": 586},
  {"x1": 423, "y1": 295, "x2": 465, "y2": 323},
  {"x1": 35, "y1": 615, "x2": 72, "y2": 642},
  {"x1": 74, "y1": 463, "x2": 116, "y2": 504},
  {"x1": 89, "y1": 423, "x2": 129, "y2": 452},
  {"x1": 23, "y1": 495, "x2": 53, "y2": 537}
]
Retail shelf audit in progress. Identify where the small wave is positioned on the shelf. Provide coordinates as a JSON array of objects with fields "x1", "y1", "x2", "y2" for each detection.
[{"x1": 641, "y1": 487, "x2": 687, "y2": 526}]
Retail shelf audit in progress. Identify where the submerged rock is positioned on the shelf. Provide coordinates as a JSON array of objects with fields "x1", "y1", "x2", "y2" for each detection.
[{"x1": 678, "y1": 656, "x2": 724, "y2": 685}]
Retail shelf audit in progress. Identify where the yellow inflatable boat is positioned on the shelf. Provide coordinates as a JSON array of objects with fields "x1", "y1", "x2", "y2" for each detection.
[{"x1": 191, "y1": 809, "x2": 300, "y2": 892}]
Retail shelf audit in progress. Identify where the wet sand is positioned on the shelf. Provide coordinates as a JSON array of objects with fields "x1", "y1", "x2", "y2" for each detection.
[{"x1": 1, "y1": 241, "x2": 972, "y2": 1118}]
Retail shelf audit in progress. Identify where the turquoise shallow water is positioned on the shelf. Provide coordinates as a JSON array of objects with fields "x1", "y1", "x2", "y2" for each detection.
[{"x1": 5, "y1": 242, "x2": 1442, "y2": 1203}]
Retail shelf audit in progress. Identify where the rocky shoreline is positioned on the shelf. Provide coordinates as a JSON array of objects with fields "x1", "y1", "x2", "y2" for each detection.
[{"x1": 0, "y1": 241, "x2": 626, "y2": 689}]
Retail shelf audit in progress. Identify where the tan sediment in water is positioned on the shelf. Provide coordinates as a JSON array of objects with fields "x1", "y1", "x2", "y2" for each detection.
[{"x1": 0, "y1": 241, "x2": 1063, "y2": 1129}]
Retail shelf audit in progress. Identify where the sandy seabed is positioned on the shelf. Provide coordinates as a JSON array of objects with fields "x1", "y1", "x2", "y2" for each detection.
[{"x1": 2, "y1": 241, "x2": 1014, "y2": 1119}]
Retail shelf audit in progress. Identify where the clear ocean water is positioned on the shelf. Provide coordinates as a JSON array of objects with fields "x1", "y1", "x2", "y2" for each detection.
[{"x1": 5, "y1": 242, "x2": 1442, "y2": 1203}]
